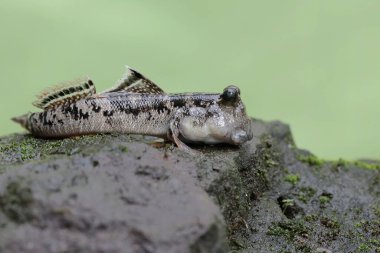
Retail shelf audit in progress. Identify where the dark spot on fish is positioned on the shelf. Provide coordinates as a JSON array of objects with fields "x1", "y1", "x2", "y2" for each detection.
[
  {"x1": 72, "y1": 104, "x2": 79, "y2": 120},
  {"x1": 84, "y1": 83, "x2": 90, "y2": 89},
  {"x1": 172, "y1": 99, "x2": 187, "y2": 108},
  {"x1": 62, "y1": 103, "x2": 81, "y2": 120},
  {"x1": 79, "y1": 109, "x2": 89, "y2": 120},
  {"x1": 131, "y1": 108, "x2": 140, "y2": 117},
  {"x1": 58, "y1": 119, "x2": 64, "y2": 125},
  {"x1": 42, "y1": 111, "x2": 53, "y2": 127},
  {"x1": 91, "y1": 102, "x2": 101, "y2": 113},
  {"x1": 59, "y1": 91, "x2": 65, "y2": 96},
  {"x1": 107, "y1": 93, "x2": 216, "y2": 120},
  {"x1": 103, "y1": 110, "x2": 114, "y2": 117},
  {"x1": 110, "y1": 99, "x2": 140, "y2": 116},
  {"x1": 156, "y1": 106, "x2": 166, "y2": 114},
  {"x1": 105, "y1": 117, "x2": 113, "y2": 126},
  {"x1": 146, "y1": 112, "x2": 152, "y2": 120},
  {"x1": 172, "y1": 95, "x2": 215, "y2": 109},
  {"x1": 69, "y1": 87, "x2": 76, "y2": 93},
  {"x1": 206, "y1": 110, "x2": 215, "y2": 118}
]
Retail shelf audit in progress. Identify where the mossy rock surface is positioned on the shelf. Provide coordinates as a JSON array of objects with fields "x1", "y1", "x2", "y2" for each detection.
[{"x1": 0, "y1": 119, "x2": 379, "y2": 253}]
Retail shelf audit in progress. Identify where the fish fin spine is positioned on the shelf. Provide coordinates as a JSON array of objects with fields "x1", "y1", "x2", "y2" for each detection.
[
  {"x1": 33, "y1": 77, "x2": 96, "y2": 109},
  {"x1": 101, "y1": 66, "x2": 165, "y2": 95}
]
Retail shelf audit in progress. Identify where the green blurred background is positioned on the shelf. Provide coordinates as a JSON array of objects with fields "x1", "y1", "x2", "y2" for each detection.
[{"x1": 0, "y1": 0, "x2": 379, "y2": 160}]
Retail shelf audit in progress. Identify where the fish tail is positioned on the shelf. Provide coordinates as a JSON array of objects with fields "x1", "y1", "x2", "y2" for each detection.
[{"x1": 12, "y1": 113, "x2": 30, "y2": 130}]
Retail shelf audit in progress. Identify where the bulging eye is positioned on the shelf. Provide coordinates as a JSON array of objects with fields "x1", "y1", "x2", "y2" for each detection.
[{"x1": 221, "y1": 85, "x2": 240, "y2": 102}]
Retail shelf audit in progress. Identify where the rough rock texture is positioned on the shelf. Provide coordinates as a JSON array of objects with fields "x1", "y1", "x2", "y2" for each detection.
[{"x1": 0, "y1": 119, "x2": 379, "y2": 253}]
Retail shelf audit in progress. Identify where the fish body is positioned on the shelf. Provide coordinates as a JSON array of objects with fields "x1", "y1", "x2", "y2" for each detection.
[{"x1": 13, "y1": 66, "x2": 253, "y2": 151}]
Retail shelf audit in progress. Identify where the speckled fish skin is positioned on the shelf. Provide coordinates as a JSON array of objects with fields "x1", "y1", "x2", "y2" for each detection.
[
  {"x1": 24, "y1": 93, "x2": 210, "y2": 138},
  {"x1": 17, "y1": 90, "x2": 252, "y2": 146},
  {"x1": 13, "y1": 66, "x2": 253, "y2": 151}
]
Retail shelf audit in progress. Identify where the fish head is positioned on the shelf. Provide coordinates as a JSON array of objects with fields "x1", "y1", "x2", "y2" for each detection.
[
  {"x1": 209, "y1": 85, "x2": 253, "y2": 145},
  {"x1": 179, "y1": 85, "x2": 253, "y2": 145}
]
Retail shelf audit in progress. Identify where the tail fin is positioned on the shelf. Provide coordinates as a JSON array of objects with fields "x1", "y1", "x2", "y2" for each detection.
[{"x1": 12, "y1": 114, "x2": 29, "y2": 130}]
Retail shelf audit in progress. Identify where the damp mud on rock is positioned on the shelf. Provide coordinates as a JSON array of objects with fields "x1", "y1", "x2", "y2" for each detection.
[{"x1": 0, "y1": 119, "x2": 379, "y2": 253}]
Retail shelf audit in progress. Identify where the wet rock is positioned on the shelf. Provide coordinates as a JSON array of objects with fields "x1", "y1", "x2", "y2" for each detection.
[
  {"x1": 0, "y1": 119, "x2": 379, "y2": 253},
  {"x1": 238, "y1": 122, "x2": 380, "y2": 253}
]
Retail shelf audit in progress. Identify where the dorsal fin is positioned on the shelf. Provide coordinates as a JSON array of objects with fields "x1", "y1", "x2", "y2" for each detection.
[
  {"x1": 33, "y1": 77, "x2": 96, "y2": 110},
  {"x1": 101, "y1": 66, "x2": 165, "y2": 94}
]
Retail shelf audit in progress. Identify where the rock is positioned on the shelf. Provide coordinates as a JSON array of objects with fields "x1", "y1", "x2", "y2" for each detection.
[
  {"x1": 316, "y1": 247, "x2": 332, "y2": 253},
  {"x1": 0, "y1": 119, "x2": 379, "y2": 253},
  {"x1": 0, "y1": 138, "x2": 226, "y2": 253},
  {"x1": 236, "y1": 122, "x2": 380, "y2": 253}
]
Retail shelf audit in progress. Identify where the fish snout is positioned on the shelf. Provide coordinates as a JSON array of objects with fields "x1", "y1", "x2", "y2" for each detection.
[
  {"x1": 231, "y1": 129, "x2": 249, "y2": 144},
  {"x1": 231, "y1": 122, "x2": 253, "y2": 145}
]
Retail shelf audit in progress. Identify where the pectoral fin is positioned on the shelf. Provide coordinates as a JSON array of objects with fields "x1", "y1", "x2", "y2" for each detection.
[
  {"x1": 33, "y1": 77, "x2": 96, "y2": 110},
  {"x1": 101, "y1": 66, "x2": 165, "y2": 95},
  {"x1": 168, "y1": 113, "x2": 199, "y2": 155}
]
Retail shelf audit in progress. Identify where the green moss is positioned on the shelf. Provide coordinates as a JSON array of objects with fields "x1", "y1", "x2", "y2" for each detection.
[
  {"x1": 297, "y1": 155, "x2": 379, "y2": 170},
  {"x1": 297, "y1": 187, "x2": 316, "y2": 203},
  {"x1": 320, "y1": 216, "x2": 340, "y2": 229},
  {"x1": 284, "y1": 173, "x2": 300, "y2": 186},
  {"x1": 358, "y1": 243, "x2": 371, "y2": 252},
  {"x1": 266, "y1": 159, "x2": 279, "y2": 167},
  {"x1": 353, "y1": 161, "x2": 380, "y2": 170},
  {"x1": 230, "y1": 238, "x2": 246, "y2": 250},
  {"x1": 369, "y1": 239, "x2": 379, "y2": 246},
  {"x1": 209, "y1": 165, "x2": 251, "y2": 246},
  {"x1": 304, "y1": 214, "x2": 318, "y2": 222},
  {"x1": 0, "y1": 136, "x2": 40, "y2": 161},
  {"x1": 267, "y1": 221, "x2": 308, "y2": 240},
  {"x1": 280, "y1": 198, "x2": 295, "y2": 209},
  {"x1": 332, "y1": 159, "x2": 380, "y2": 170},
  {"x1": 375, "y1": 207, "x2": 380, "y2": 217},
  {"x1": 319, "y1": 196, "x2": 331, "y2": 205},
  {"x1": 118, "y1": 145, "x2": 129, "y2": 153},
  {"x1": 355, "y1": 219, "x2": 367, "y2": 228},
  {"x1": 297, "y1": 154, "x2": 325, "y2": 167},
  {"x1": 0, "y1": 134, "x2": 116, "y2": 165}
]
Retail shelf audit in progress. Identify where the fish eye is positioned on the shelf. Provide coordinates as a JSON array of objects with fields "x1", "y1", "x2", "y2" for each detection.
[{"x1": 221, "y1": 85, "x2": 240, "y2": 102}]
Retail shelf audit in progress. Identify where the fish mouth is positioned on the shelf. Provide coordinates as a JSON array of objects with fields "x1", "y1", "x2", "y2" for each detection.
[
  {"x1": 230, "y1": 123, "x2": 253, "y2": 145},
  {"x1": 231, "y1": 129, "x2": 250, "y2": 145}
]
